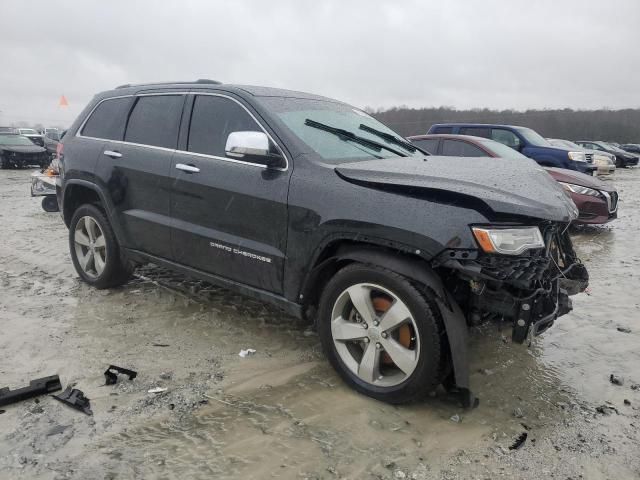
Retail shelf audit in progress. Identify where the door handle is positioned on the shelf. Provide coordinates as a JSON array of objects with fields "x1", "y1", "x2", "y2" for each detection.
[
  {"x1": 175, "y1": 163, "x2": 200, "y2": 173},
  {"x1": 104, "y1": 150, "x2": 122, "y2": 159}
]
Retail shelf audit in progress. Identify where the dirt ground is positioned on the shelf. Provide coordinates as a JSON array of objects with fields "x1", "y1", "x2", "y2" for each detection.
[{"x1": 0, "y1": 168, "x2": 639, "y2": 480}]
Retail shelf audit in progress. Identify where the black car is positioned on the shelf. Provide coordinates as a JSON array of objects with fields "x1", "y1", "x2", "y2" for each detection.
[
  {"x1": 17, "y1": 128, "x2": 45, "y2": 147},
  {"x1": 620, "y1": 143, "x2": 640, "y2": 155},
  {"x1": 0, "y1": 133, "x2": 50, "y2": 168},
  {"x1": 575, "y1": 140, "x2": 639, "y2": 167},
  {"x1": 57, "y1": 80, "x2": 588, "y2": 405}
]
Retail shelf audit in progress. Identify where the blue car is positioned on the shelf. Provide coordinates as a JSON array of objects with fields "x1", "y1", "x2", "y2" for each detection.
[{"x1": 427, "y1": 123, "x2": 597, "y2": 174}]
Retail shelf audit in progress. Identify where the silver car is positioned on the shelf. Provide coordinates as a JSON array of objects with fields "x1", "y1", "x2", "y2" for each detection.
[{"x1": 548, "y1": 138, "x2": 615, "y2": 175}]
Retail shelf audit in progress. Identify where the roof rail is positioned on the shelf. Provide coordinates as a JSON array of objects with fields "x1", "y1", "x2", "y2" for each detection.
[{"x1": 115, "y1": 79, "x2": 222, "y2": 89}]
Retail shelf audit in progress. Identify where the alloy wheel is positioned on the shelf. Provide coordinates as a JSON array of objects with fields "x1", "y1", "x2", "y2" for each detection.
[
  {"x1": 330, "y1": 283, "x2": 420, "y2": 387},
  {"x1": 74, "y1": 216, "x2": 107, "y2": 278}
]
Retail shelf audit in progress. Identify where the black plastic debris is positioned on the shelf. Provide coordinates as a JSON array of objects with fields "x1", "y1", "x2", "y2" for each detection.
[
  {"x1": 617, "y1": 326, "x2": 632, "y2": 333},
  {"x1": 104, "y1": 365, "x2": 138, "y2": 385},
  {"x1": 509, "y1": 432, "x2": 528, "y2": 450},
  {"x1": 0, "y1": 375, "x2": 62, "y2": 407},
  {"x1": 596, "y1": 405, "x2": 618, "y2": 415},
  {"x1": 610, "y1": 374, "x2": 624, "y2": 386},
  {"x1": 52, "y1": 387, "x2": 93, "y2": 415}
]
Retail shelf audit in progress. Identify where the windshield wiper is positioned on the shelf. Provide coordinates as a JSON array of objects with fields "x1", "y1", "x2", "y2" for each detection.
[
  {"x1": 304, "y1": 119, "x2": 407, "y2": 157},
  {"x1": 357, "y1": 124, "x2": 422, "y2": 154}
]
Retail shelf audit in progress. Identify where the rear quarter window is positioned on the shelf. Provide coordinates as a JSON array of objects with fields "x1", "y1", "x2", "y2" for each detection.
[
  {"x1": 410, "y1": 138, "x2": 439, "y2": 154},
  {"x1": 81, "y1": 97, "x2": 133, "y2": 140},
  {"x1": 441, "y1": 139, "x2": 488, "y2": 157}
]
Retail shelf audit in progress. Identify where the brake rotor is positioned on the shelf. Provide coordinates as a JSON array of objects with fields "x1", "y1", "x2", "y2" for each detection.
[{"x1": 372, "y1": 296, "x2": 413, "y2": 365}]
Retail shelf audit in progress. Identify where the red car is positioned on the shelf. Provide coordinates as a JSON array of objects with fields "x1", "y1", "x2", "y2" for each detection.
[{"x1": 408, "y1": 134, "x2": 618, "y2": 225}]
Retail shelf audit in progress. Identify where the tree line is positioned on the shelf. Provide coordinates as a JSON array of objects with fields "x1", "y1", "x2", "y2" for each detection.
[{"x1": 371, "y1": 107, "x2": 640, "y2": 143}]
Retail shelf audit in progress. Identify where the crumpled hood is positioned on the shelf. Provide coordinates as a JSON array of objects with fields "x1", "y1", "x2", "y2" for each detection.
[
  {"x1": 0, "y1": 145, "x2": 46, "y2": 154},
  {"x1": 335, "y1": 156, "x2": 578, "y2": 222}
]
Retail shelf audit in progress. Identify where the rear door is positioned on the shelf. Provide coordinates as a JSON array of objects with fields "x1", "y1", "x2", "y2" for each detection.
[
  {"x1": 169, "y1": 93, "x2": 290, "y2": 294},
  {"x1": 94, "y1": 93, "x2": 186, "y2": 259}
]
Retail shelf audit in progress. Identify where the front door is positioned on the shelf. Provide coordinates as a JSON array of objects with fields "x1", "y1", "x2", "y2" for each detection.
[{"x1": 170, "y1": 93, "x2": 290, "y2": 294}]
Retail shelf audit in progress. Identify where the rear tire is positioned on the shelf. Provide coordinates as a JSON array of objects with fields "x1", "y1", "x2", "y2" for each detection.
[
  {"x1": 317, "y1": 263, "x2": 444, "y2": 404},
  {"x1": 69, "y1": 204, "x2": 132, "y2": 289}
]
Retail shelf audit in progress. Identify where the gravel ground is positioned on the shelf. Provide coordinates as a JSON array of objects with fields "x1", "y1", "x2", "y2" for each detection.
[{"x1": 0, "y1": 168, "x2": 638, "y2": 480}]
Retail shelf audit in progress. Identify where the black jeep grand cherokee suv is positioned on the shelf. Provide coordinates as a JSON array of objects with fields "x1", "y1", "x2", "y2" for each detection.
[{"x1": 58, "y1": 80, "x2": 588, "y2": 405}]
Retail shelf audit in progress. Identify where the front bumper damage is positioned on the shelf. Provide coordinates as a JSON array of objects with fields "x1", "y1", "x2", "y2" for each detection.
[{"x1": 437, "y1": 224, "x2": 588, "y2": 343}]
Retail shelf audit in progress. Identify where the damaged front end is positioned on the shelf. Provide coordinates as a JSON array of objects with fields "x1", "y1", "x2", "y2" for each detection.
[{"x1": 436, "y1": 223, "x2": 588, "y2": 343}]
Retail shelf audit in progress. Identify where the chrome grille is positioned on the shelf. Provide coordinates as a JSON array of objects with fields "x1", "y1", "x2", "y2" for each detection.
[{"x1": 585, "y1": 153, "x2": 593, "y2": 163}]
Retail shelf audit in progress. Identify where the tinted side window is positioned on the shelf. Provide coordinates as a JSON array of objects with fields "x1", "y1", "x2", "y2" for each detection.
[
  {"x1": 411, "y1": 138, "x2": 439, "y2": 154},
  {"x1": 432, "y1": 126, "x2": 453, "y2": 134},
  {"x1": 188, "y1": 95, "x2": 262, "y2": 157},
  {"x1": 460, "y1": 127, "x2": 491, "y2": 138},
  {"x1": 491, "y1": 129, "x2": 521, "y2": 148},
  {"x1": 81, "y1": 97, "x2": 132, "y2": 140},
  {"x1": 442, "y1": 139, "x2": 488, "y2": 157},
  {"x1": 124, "y1": 95, "x2": 184, "y2": 149}
]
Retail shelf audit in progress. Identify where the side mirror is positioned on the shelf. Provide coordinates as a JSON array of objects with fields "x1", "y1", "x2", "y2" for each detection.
[{"x1": 225, "y1": 131, "x2": 285, "y2": 168}]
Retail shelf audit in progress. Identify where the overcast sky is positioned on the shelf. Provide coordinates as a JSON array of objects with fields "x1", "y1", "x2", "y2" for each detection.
[{"x1": 1, "y1": 0, "x2": 639, "y2": 127}]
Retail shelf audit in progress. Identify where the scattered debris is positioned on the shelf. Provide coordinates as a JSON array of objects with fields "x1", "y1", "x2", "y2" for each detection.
[
  {"x1": 239, "y1": 348, "x2": 257, "y2": 358},
  {"x1": 104, "y1": 365, "x2": 138, "y2": 385},
  {"x1": 610, "y1": 374, "x2": 624, "y2": 386},
  {"x1": 394, "y1": 470, "x2": 406, "y2": 479},
  {"x1": 624, "y1": 399, "x2": 631, "y2": 406},
  {"x1": 509, "y1": 432, "x2": 528, "y2": 450},
  {"x1": 596, "y1": 405, "x2": 619, "y2": 416},
  {"x1": 52, "y1": 386, "x2": 93, "y2": 415},
  {"x1": 631, "y1": 384, "x2": 640, "y2": 391},
  {"x1": 148, "y1": 387, "x2": 168, "y2": 394},
  {"x1": 46, "y1": 425, "x2": 70, "y2": 437},
  {"x1": 617, "y1": 326, "x2": 632, "y2": 333},
  {"x1": 151, "y1": 343, "x2": 170, "y2": 347},
  {"x1": 0, "y1": 375, "x2": 62, "y2": 407},
  {"x1": 513, "y1": 407, "x2": 525, "y2": 418},
  {"x1": 450, "y1": 414, "x2": 461, "y2": 423},
  {"x1": 159, "y1": 372, "x2": 173, "y2": 380},
  {"x1": 0, "y1": 409, "x2": 5, "y2": 414}
]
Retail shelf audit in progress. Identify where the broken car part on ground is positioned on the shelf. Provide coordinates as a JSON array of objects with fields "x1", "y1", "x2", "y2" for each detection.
[
  {"x1": 0, "y1": 376, "x2": 62, "y2": 407},
  {"x1": 56, "y1": 81, "x2": 588, "y2": 406}
]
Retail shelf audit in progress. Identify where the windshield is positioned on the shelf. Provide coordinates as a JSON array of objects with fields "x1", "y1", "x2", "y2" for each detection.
[
  {"x1": 46, "y1": 132, "x2": 60, "y2": 141},
  {"x1": 19, "y1": 128, "x2": 38, "y2": 135},
  {"x1": 477, "y1": 139, "x2": 529, "y2": 160},
  {"x1": 0, "y1": 134, "x2": 38, "y2": 146},
  {"x1": 516, "y1": 127, "x2": 550, "y2": 147},
  {"x1": 260, "y1": 97, "x2": 423, "y2": 163}
]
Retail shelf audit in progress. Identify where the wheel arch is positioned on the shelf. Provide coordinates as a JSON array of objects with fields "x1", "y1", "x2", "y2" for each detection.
[
  {"x1": 62, "y1": 180, "x2": 126, "y2": 246},
  {"x1": 302, "y1": 240, "x2": 474, "y2": 404}
]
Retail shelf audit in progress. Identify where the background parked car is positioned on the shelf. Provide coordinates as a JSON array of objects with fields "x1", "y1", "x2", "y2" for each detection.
[
  {"x1": 17, "y1": 128, "x2": 45, "y2": 147},
  {"x1": 408, "y1": 134, "x2": 618, "y2": 225},
  {"x1": 0, "y1": 133, "x2": 50, "y2": 168},
  {"x1": 547, "y1": 138, "x2": 615, "y2": 175},
  {"x1": 620, "y1": 143, "x2": 640, "y2": 155},
  {"x1": 574, "y1": 140, "x2": 639, "y2": 168},
  {"x1": 427, "y1": 123, "x2": 597, "y2": 174},
  {"x1": 42, "y1": 130, "x2": 61, "y2": 160},
  {"x1": 0, "y1": 126, "x2": 17, "y2": 133}
]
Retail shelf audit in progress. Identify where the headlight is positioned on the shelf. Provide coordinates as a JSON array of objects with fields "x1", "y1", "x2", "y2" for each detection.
[
  {"x1": 567, "y1": 151, "x2": 586, "y2": 162},
  {"x1": 558, "y1": 181, "x2": 600, "y2": 197},
  {"x1": 471, "y1": 227, "x2": 544, "y2": 255},
  {"x1": 593, "y1": 154, "x2": 613, "y2": 166}
]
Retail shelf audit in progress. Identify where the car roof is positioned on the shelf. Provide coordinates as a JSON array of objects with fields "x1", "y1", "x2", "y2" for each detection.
[
  {"x1": 103, "y1": 80, "x2": 341, "y2": 104},
  {"x1": 408, "y1": 133, "x2": 489, "y2": 144},
  {"x1": 430, "y1": 123, "x2": 530, "y2": 129}
]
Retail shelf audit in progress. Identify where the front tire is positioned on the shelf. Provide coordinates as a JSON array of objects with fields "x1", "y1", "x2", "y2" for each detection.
[
  {"x1": 69, "y1": 204, "x2": 132, "y2": 289},
  {"x1": 317, "y1": 263, "x2": 444, "y2": 404}
]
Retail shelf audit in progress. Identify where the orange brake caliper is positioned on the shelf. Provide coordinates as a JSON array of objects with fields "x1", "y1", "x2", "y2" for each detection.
[{"x1": 372, "y1": 297, "x2": 412, "y2": 365}]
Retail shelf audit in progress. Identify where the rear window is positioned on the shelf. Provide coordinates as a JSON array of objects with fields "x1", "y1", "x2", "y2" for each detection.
[
  {"x1": 410, "y1": 138, "x2": 439, "y2": 154},
  {"x1": 431, "y1": 126, "x2": 453, "y2": 134},
  {"x1": 441, "y1": 139, "x2": 488, "y2": 157},
  {"x1": 460, "y1": 127, "x2": 491, "y2": 138},
  {"x1": 81, "y1": 97, "x2": 132, "y2": 140},
  {"x1": 124, "y1": 95, "x2": 184, "y2": 149}
]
